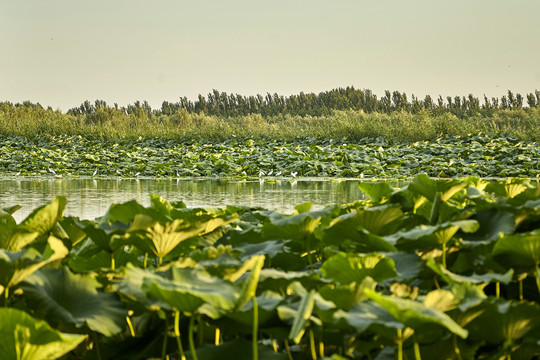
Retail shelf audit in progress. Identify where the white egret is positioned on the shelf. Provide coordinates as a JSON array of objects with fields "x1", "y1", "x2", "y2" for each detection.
[
  {"x1": 291, "y1": 171, "x2": 298, "y2": 178},
  {"x1": 48, "y1": 167, "x2": 56, "y2": 175},
  {"x1": 259, "y1": 170, "x2": 265, "y2": 177},
  {"x1": 268, "y1": 169, "x2": 273, "y2": 176},
  {"x1": 15, "y1": 170, "x2": 21, "y2": 176},
  {"x1": 276, "y1": 171, "x2": 282, "y2": 176},
  {"x1": 93, "y1": 168, "x2": 98, "y2": 177}
]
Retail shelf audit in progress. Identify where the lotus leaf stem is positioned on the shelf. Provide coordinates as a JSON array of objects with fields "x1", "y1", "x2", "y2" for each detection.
[
  {"x1": 188, "y1": 315, "x2": 198, "y2": 360},
  {"x1": 309, "y1": 328, "x2": 317, "y2": 360},
  {"x1": 535, "y1": 262, "x2": 540, "y2": 297},
  {"x1": 198, "y1": 316, "x2": 204, "y2": 346},
  {"x1": 253, "y1": 296, "x2": 259, "y2": 360},
  {"x1": 396, "y1": 329, "x2": 403, "y2": 360},
  {"x1": 519, "y1": 279, "x2": 524, "y2": 301},
  {"x1": 111, "y1": 255, "x2": 115, "y2": 271},
  {"x1": 215, "y1": 327, "x2": 220, "y2": 346},
  {"x1": 162, "y1": 317, "x2": 169, "y2": 360},
  {"x1": 496, "y1": 282, "x2": 500, "y2": 298},
  {"x1": 126, "y1": 316, "x2": 135, "y2": 337},
  {"x1": 94, "y1": 333, "x2": 102, "y2": 360},
  {"x1": 284, "y1": 339, "x2": 293, "y2": 360},
  {"x1": 144, "y1": 253, "x2": 148, "y2": 268},
  {"x1": 441, "y1": 242, "x2": 447, "y2": 269},
  {"x1": 429, "y1": 192, "x2": 442, "y2": 225},
  {"x1": 2, "y1": 287, "x2": 8, "y2": 307},
  {"x1": 271, "y1": 337, "x2": 278, "y2": 352},
  {"x1": 319, "y1": 340, "x2": 325, "y2": 358},
  {"x1": 174, "y1": 311, "x2": 186, "y2": 360},
  {"x1": 453, "y1": 335, "x2": 463, "y2": 360},
  {"x1": 413, "y1": 341, "x2": 422, "y2": 360}
]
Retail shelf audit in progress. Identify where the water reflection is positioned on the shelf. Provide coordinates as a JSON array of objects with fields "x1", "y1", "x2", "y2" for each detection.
[{"x1": 0, "y1": 178, "x2": 367, "y2": 222}]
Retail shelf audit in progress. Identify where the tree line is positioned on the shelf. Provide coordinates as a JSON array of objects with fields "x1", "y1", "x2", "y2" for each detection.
[{"x1": 1, "y1": 87, "x2": 539, "y2": 120}]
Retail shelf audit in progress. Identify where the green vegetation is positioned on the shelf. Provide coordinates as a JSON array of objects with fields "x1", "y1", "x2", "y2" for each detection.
[
  {"x1": 1, "y1": 88, "x2": 540, "y2": 141},
  {"x1": 1, "y1": 134, "x2": 539, "y2": 179},
  {"x1": 1, "y1": 175, "x2": 540, "y2": 359}
]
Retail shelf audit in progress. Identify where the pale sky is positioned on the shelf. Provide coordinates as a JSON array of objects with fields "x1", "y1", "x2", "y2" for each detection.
[{"x1": 1, "y1": 0, "x2": 539, "y2": 112}]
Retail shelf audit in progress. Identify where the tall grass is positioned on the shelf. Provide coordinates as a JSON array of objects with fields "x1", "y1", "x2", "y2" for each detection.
[{"x1": 1, "y1": 105, "x2": 539, "y2": 142}]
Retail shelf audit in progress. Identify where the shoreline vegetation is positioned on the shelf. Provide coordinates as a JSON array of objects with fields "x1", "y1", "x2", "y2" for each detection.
[{"x1": 1, "y1": 87, "x2": 539, "y2": 141}]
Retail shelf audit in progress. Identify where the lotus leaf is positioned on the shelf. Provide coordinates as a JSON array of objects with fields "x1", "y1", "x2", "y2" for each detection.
[{"x1": 0, "y1": 308, "x2": 85, "y2": 360}]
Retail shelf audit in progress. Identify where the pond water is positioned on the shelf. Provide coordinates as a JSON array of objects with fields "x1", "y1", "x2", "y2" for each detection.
[{"x1": 0, "y1": 178, "x2": 369, "y2": 222}]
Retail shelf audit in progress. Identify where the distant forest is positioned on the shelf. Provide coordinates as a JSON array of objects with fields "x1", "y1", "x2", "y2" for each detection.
[{"x1": 2, "y1": 87, "x2": 538, "y2": 119}]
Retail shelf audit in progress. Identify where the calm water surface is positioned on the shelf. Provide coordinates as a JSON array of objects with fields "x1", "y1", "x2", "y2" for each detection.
[{"x1": 0, "y1": 178, "x2": 368, "y2": 222}]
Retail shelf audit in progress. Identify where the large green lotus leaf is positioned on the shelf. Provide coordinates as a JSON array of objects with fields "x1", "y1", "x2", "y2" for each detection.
[
  {"x1": 449, "y1": 282, "x2": 488, "y2": 311},
  {"x1": 357, "y1": 181, "x2": 394, "y2": 204},
  {"x1": 423, "y1": 289, "x2": 457, "y2": 312},
  {"x1": 58, "y1": 217, "x2": 87, "y2": 247},
  {"x1": 364, "y1": 289, "x2": 468, "y2": 339},
  {"x1": 0, "y1": 308, "x2": 85, "y2": 360},
  {"x1": 333, "y1": 301, "x2": 402, "y2": 333},
  {"x1": 261, "y1": 212, "x2": 321, "y2": 241},
  {"x1": 319, "y1": 277, "x2": 377, "y2": 310},
  {"x1": 237, "y1": 240, "x2": 285, "y2": 260},
  {"x1": 143, "y1": 267, "x2": 239, "y2": 314},
  {"x1": 0, "y1": 236, "x2": 68, "y2": 290},
  {"x1": 132, "y1": 216, "x2": 204, "y2": 259},
  {"x1": 322, "y1": 214, "x2": 397, "y2": 252},
  {"x1": 1, "y1": 197, "x2": 67, "y2": 252},
  {"x1": 149, "y1": 193, "x2": 174, "y2": 219},
  {"x1": 18, "y1": 196, "x2": 66, "y2": 239},
  {"x1": 485, "y1": 182, "x2": 528, "y2": 199},
  {"x1": 99, "y1": 199, "x2": 166, "y2": 226},
  {"x1": 0, "y1": 210, "x2": 18, "y2": 250},
  {"x1": 284, "y1": 289, "x2": 315, "y2": 344},
  {"x1": 320, "y1": 252, "x2": 398, "y2": 285},
  {"x1": 462, "y1": 210, "x2": 515, "y2": 246},
  {"x1": 81, "y1": 225, "x2": 129, "y2": 253},
  {"x1": 234, "y1": 255, "x2": 265, "y2": 310},
  {"x1": 384, "y1": 252, "x2": 423, "y2": 281},
  {"x1": 294, "y1": 202, "x2": 313, "y2": 214},
  {"x1": 467, "y1": 299, "x2": 540, "y2": 345},
  {"x1": 130, "y1": 214, "x2": 235, "y2": 259},
  {"x1": 114, "y1": 263, "x2": 171, "y2": 311},
  {"x1": 256, "y1": 268, "x2": 321, "y2": 293},
  {"x1": 492, "y1": 229, "x2": 540, "y2": 268},
  {"x1": 68, "y1": 248, "x2": 141, "y2": 273},
  {"x1": 355, "y1": 204, "x2": 404, "y2": 235},
  {"x1": 389, "y1": 220, "x2": 479, "y2": 250},
  {"x1": 408, "y1": 174, "x2": 466, "y2": 202},
  {"x1": 426, "y1": 257, "x2": 513, "y2": 285},
  {"x1": 21, "y1": 267, "x2": 127, "y2": 336}
]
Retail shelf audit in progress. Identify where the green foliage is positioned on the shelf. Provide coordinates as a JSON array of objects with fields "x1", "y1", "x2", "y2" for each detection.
[
  {"x1": 1, "y1": 134, "x2": 540, "y2": 179},
  {"x1": 0, "y1": 176, "x2": 539, "y2": 359}
]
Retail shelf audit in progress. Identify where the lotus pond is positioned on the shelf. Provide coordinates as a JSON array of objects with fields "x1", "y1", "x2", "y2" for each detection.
[
  {"x1": 1, "y1": 174, "x2": 540, "y2": 360},
  {"x1": 1, "y1": 134, "x2": 539, "y2": 179}
]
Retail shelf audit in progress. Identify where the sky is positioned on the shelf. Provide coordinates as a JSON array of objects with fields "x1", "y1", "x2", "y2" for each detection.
[{"x1": 1, "y1": 0, "x2": 539, "y2": 112}]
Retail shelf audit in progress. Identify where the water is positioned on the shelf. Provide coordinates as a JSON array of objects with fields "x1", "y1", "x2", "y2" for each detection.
[{"x1": 0, "y1": 178, "x2": 367, "y2": 222}]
